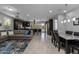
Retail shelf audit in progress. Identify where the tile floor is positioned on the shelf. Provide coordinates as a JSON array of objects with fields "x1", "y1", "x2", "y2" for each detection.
[{"x1": 23, "y1": 32, "x2": 65, "y2": 54}]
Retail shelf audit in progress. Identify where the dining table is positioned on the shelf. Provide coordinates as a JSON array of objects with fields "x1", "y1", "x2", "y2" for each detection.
[{"x1": 58, "y1": 34, "x2": 79, "y2": 54}]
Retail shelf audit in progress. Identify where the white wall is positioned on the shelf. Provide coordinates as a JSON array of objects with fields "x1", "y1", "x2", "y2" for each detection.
[
  {"x1": 67, "y1": 9, "x2": 79, "y2": 32},
  {"x1": 0, "y1": 13, "x2": 14, "y2": 30},
  {"x1": 57, "y1": 8, "x2": 79, "y2": 36}
]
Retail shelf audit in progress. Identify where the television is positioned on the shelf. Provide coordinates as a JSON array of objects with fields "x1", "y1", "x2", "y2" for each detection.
[{"x1": 23, "y1": 21, "x2": 30, "y2": 27}]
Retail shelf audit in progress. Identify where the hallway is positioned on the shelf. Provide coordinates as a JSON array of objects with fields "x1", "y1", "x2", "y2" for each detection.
[{"x1": 23, "y1": 33, "x2": 65, "y2": 54}]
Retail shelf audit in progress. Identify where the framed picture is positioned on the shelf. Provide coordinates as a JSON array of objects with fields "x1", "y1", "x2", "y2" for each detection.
[{"x1": 73, "y1": 18, "x2": 79, "y2": 25}]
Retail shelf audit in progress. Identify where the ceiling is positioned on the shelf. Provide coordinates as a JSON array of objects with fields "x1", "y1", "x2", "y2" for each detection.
[{"x1": 0, "y1": 4, "x2": 79, "y2": 21}]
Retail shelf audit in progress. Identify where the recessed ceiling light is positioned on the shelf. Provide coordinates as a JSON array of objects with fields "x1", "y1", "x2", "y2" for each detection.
[
  {"x1": 27, "y1": 14, "x2": 30, "y2": 17},
  {"x1": 64, "y1": 10, "x2": 67, "y2": 13},
  {"x1": 8, "y1": 8, "x2": 13, "y2": 11},
  {"x1": 7, "y1": 6, "x2": 15, "y2": 11},
  {"x1": 49, "y1": 10, "x2": 52, "y2": 13},
  {"x1": 3, "y1": 6, "x2": 17, "y2": 12}
]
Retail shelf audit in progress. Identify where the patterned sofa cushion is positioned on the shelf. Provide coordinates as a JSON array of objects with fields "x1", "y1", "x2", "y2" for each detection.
[
  {"x1": 1, "y1": 32, "x2": 7, "y2": 36},
  {"x1": 8, "y1": 31, "x2": 14, "y2": 35}
]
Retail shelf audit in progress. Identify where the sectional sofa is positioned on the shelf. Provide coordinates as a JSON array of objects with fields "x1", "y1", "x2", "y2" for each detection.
[
  {"x1": 0, "y1": 30, "x2": 32, "y2": 54},
  {"x1": 0, "y1": 30, "x2": 32, "y2": 42}
]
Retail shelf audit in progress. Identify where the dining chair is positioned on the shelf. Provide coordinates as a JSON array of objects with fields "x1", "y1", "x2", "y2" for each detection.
[
  {"x1": 51, "y1": 31, "x2": 57, "y2": 47},
  {"x1": 71, "y1": 41, "x2": 79, "y2": 54},
  {"x1": 53, "y1": 31, "x2": 59, "y2": 47}
]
